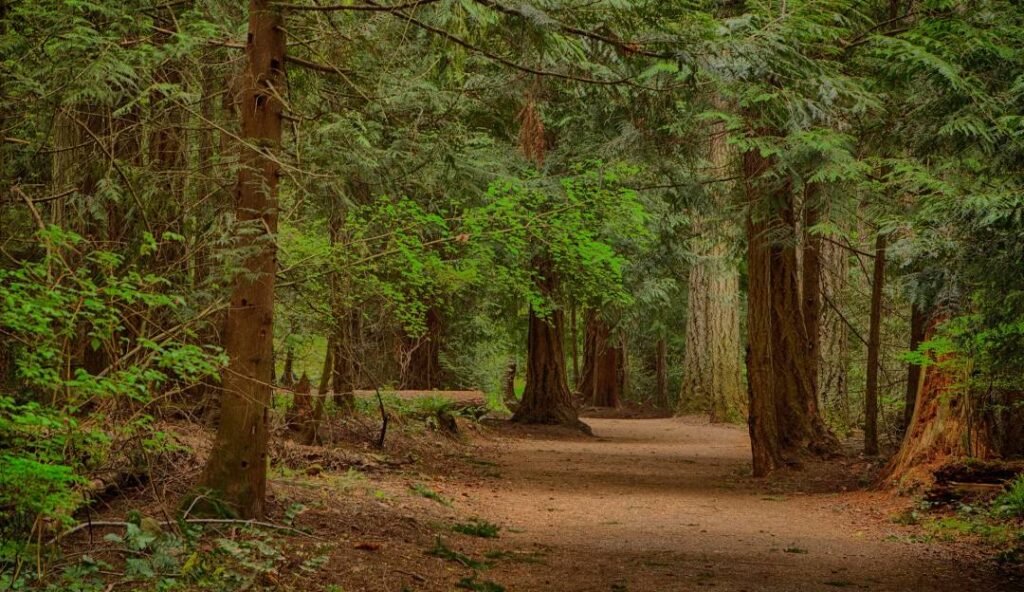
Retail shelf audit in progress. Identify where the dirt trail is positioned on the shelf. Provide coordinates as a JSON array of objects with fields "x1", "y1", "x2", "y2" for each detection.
[{"x1": 450, "y1": 416, "x2": 1015, "y2": 592}]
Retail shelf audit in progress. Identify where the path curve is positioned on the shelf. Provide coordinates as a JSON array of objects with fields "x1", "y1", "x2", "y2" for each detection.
[{"x1": 457, "y1": 417, "x2": 1015, "y2": 591}]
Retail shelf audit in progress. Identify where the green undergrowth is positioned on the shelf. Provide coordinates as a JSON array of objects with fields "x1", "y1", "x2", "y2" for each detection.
[
  {"x1": 1, "y1": 515, "x2": 329, "y2": 591},
  {"x1": 889, "y1": 477, "x2": 1024, "y2": 564}
]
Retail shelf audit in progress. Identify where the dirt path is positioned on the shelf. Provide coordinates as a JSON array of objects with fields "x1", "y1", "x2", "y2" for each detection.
[{"x1": 447, "y1": 416, "x2": 1015, "y2": 592}]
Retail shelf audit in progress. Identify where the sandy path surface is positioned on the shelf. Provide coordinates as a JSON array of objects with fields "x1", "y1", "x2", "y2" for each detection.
[{"x1": 454, "y1": 416, "x2": 1017, "y2": 592}]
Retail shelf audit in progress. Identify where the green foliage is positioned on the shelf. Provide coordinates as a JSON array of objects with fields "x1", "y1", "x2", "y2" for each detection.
[
  {"x1": 452, "y1": 519, "x2": 501, "y2": 539},
  {"x1": 0, "y1": 227, "x2": 224, "y2": 549},
  {"x1": 410, "y1": 483, "x2": 453, "y2": 507},
  {"x1": 995, "y1": 477, "x2": 1024, "y2": 519},
  {"x1": 426, "y1": 536, "x2": 485, "y2": 569}
]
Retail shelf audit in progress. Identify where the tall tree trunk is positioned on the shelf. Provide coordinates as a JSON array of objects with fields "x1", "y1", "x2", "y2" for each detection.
[
  {"x1": 819, "y1": 233, "x2": 850, "y2": 426},
  {"x1": 332, "y1": 312, "x2": 358, "y2": 413},
  {"x1": 904, "y1": 303, "x2": 926, "y2": 430},
  {"x1": 199, "y1": 0, "x2": 284, "y2": 519},
  {"x1": 578, "y1": 313, "x2": 621, "y2": 408},
  {"x1": 512, "y1": 261, "x2": 586, "y2": 431},
  {"x1": 569, "y1": 303, "x2": 580, "y2": 389},
  {"x1": 679, "y1": 244, "x2": 743, "y2": 421},
  {"x1": 680, "y1": 106, "x2": 744, "y2": 422},
  {"x1": 744, "y1": 150, "x2": 784, "y2": 475},
  {"x1": 401, "y1": 306, "x2": 445, "y2": 390},
  {"x1": 743, "y1": 147, "x2": 837, "y2": 475},
  {"x1": 864, "y1": 233, "x2": 887, "y2": 455},
  {"x1": 655, "y1": 337, "x2": 668, "y2": 409}
]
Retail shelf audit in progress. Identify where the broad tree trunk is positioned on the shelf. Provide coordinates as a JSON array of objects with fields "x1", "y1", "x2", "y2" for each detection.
[
  {"x1": 401, "y1": 306, "x2": 445, "y2": 390},
  {"x1": 679, "y1": 243, "x2": 743, "y2": 422},
  {"x1": 744, "y1": 153, "x2": 784, "y2": 475},
  {"x1": 885, "y1": 313, "x2": 994, "y2": 487},
  {"x1": 512, "y1": 262, "x2": 586, "y2": 430},
  {"x1": 332, "y1": 312, "x2": 358, "y2": 413},
  {"x1": 578, "y1": 313, "x2": 621, "y2": 408},
  {"x1": 680, "y1": 105, "x2": 744, "y2": 422},
  {"x1": 199, "y1": 0, "x2": 284, "y2": 519},
  {"x1": 743, "y1": 148, "x2": 837, "y2": 475},
  {"x1": 864, "y1": 233, "x2": 887, "y2": 455}
]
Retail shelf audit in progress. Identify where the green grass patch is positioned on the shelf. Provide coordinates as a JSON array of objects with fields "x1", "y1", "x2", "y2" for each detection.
[
  {"x1": 425, "y1": 536, "x2": 485, "y2": 569},
  {"x1": 409, "y1": 483, "x2": 452, "y2": 506},
  {"x1": 452, "y1": 518, "x2": 501, "y2": 538}
]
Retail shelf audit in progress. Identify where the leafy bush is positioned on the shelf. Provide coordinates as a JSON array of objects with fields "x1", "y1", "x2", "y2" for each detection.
[
  {"x1": 0, "y1": 227, "x2": 224, "y2": 549},
  {"x1": 994, "y1": 476, "x2": 1024, "y2": 519}
]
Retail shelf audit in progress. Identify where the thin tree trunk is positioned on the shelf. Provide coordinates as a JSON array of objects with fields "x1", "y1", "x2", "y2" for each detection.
[
  {"x1": 570, "y1": 303, "x2": 580, "y2": 389},
  {"x1": 655, "y1": 337, "x2": 668, "y2": 409},
  {"x1": 199, "y1": 0, "x2": 284, "y2": 519},
  {"x1": 864, "y1": 233, "x2": 887, "y2": 456},
  {"x1": 904, "y1": 303, "x2": 926, "y2": 430}
]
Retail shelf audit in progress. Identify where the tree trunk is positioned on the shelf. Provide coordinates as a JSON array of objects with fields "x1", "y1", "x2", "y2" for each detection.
[
  {"x1": 679, "y1": 243, "x2": 743, "y2": 421},
  {"x1": 512, "y1": 262, "x2": 586, "y2": 431},
  {"x1": 743, "y1": 147, "x2": 837, "y2": 475},
  {"x1": 744, "y1": 152, "x2": 784, "y2": 475},
  {"x1": 904, "y1": 303, "x2": 926, "y2": 430},
  {"x1": 570, "y1": 303, "x2": 580, "y2": 389},
  {"x1": 199, "y1": 0, "x2": 284, "y2": 519},
  {"x1": 655, "y1": 337, "x2": 668, "y2": 409},
  {"x1": 401, "y1": 306, "x2": 445, "y2": 390},
  {"x1": 332, "y1": 312, "x2": 358, "y2": 413},
  {"x1": 865, "y1": 233, "x2": 887, "y2": 456},
  {"x1": 281, "y1": 346, "x2": 296, "y2": 387},
  {"x1": 578, "y1": 313, "x2": 621, "y2": 408},
  {"x1": 885, "y1": 313, "x2": 994, "y2": 487},
  {"x1": 819, "y1": 233, "x2": 850, "y2": 426}
]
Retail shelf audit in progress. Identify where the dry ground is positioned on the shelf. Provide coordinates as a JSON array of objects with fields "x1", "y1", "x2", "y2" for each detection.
[
  {"x1": 306, "y1": 416, "x2": 1021, "y2": 592},
  {"x1": 59, "y1": 415, "x2": 1022, "y2": 591}
]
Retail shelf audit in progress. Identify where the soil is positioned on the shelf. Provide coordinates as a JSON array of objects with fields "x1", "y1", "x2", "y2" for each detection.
[
  {"x1": 61, "y1": 415, "x2": 1023, "y2": 591},
  {"x1": 308, "y1": 416, "x2": 1021, "y2": 592}
]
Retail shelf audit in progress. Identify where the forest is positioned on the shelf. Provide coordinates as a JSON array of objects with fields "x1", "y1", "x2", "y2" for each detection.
[{"x1": 1, "y1": 0, "x2": 1023, "y2": 590}]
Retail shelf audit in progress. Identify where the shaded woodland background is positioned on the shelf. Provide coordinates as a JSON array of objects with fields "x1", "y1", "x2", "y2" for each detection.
[{"x1": 1, "y1": 0, "x2": 1024, "y2": 588}]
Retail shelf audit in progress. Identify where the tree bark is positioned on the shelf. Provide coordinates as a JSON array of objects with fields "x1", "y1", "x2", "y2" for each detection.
[
  {"x1": 401, "y1": 306, "x2": 445, "y2": 390},
  {"x1": 864, "y1": 233, "x2": 887, "y2": 456},
  {"x1": 679, "y1": 243, "x2": 743, "y2": 421},
  {"x1": 744, "y1": 151, "x2": 784, "y2": 475},
  {"x1": 569, "y1": 303, "x2": 580, "y2": 389},
  {"x1": 743, "y1": 147, "x2": 838, "y2": 475},
  {"x1": 512, "y1": 261, "x2": 587, "y2": 431},
  {"x1": 904, "y1": 303, "x2": 926, "y2": 430},
  {"x1": 819, "y1": 233, "x2": 850, "y2": 426},
  {"x1": 655, "y1": 337, "x2": 668, "y2": 409},
  {"x1": 199, "y1": 0, "x2": 284, "y2": 519},
  {"x1": 578, "y1": 313, "x2": 621, "y2": 408},
  {"x1": 885, "y1": 313, "x2": 994, "y2": 487}
]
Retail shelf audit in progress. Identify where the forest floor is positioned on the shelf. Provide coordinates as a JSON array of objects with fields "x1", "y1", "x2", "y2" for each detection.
[
  {"x1": 300, "y1": 415, "x2": 1020, "y2": 592},
  {"x1": 61, "y1": 414, "x2": 1022, "y2": 591}
]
